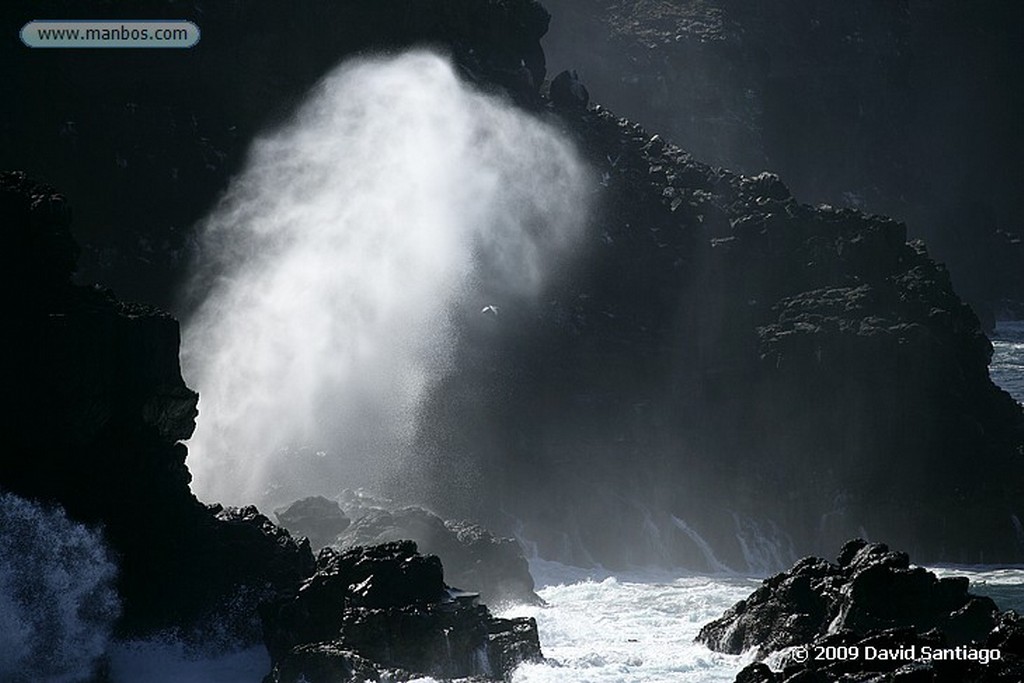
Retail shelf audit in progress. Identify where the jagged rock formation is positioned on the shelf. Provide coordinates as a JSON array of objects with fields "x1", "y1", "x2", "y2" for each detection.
[
  {"x1": 6, "y1": 0, "x2": 1023, "y2": 584},
  {"x1": 273, "y1": 493, "x2": 540, "y2": 607},
  {"x1": 261, "y1": 540, "x2": 542, "y2": 682},
  {"x1": 340, "y1": 499, "x2": 541, "y2": 607},
  {"x1": 550, "y1": 69, "x2": 590, "y2": 109},
  {"x1": 2, "y1": 172, "x2": 541, "y2": 681},
  {"x1": 698, "y1": 539, "x2": 1024, "y2": 682},
  {"x1": 410, "y1": 103, "x2": 1024, "y2": 569},
  {"x1": 275, "y1": 496, "x2": 353, "y2": 550},
  {"x1": 5, "y1": 171, "x2": 313, "y2": 638},
  {"x1": 542, "y1": 0, "x2": 1024, "y2": 319}
]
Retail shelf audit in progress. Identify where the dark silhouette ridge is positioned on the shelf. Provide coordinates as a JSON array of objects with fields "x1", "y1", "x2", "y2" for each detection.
[
  {"x1": 542, "y1": 0, "x2": 1024, "y2": 321},
  {"x1": 3, "y1": 7, "x2": 1023, "y2": 672}
]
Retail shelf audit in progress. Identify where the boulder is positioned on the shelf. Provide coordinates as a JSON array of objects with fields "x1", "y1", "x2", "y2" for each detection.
[
  {"x1": 699, "y1": 540, "x2": 1024, "y2": 682},
  {"x1": 550, "y1": 69, "x2": 590, "y2": 109},
  {"x1": 697, "y1": 539, "x2": 997, "y2": 657},
  {"x1": 275, "y1": 496, "x2": 351, "y2": 550},
  {"x1": 261, "y1": 540, "x2": 542, "y2": 682},
  {"x1": 333, "y1": 500, "x2": 541, "y2": 606}
]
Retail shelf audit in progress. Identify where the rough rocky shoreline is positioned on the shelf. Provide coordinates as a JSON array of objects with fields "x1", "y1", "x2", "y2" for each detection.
[
  {"x1": 275, "y1": 493, "x2": 542, "y2": 607},
  {"x1": 3, "y1": 170, "x2": 541, "y2": 681},
  {"x1": 5, "y1": 0, "x2": 1024, "y2": 678},
  {"x1": 6, "y1": 0, "x2": 1022, "y2": 570},
  {"x1": 698, "y1": 539, "x2": 1024, "y2": 682}
]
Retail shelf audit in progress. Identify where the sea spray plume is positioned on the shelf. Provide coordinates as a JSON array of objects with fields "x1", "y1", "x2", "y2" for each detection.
[
  {"x1": 0, "y1": 492, "x2": 121, "y2": 682},
  {"x1": 182, "y1": 51, "x2": 589, "y2": 507}
]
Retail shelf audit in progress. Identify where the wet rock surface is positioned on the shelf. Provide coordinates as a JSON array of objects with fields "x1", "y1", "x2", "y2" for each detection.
[
  {"x1": 275, "y1": 496, "x2": 352, "y2": 550},
  {"x1": 274, "y1": 492, "x2": 541, "y2": 607},
  {"x1": 336, "y1": 495, "x2": 541, "y2": 607},
  {"x1": 699, "y1": 540, "x2": 1024, "y2": 682},
  {"x1": 261, "y1": 540, "x2": 543, "y2": 682},
  {"x1": 3, "y1": 172, "x2": 541, "y2": 682}
]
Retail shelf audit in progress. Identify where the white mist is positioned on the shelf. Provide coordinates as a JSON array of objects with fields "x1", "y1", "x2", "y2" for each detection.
[{"x1": 182, "y1": 51, "x2": 589, "y2": 507}]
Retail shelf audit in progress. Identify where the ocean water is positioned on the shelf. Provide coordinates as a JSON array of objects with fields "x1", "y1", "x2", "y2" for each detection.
[
  {"x1": 97, "y1": 560, "x2": 1024, "y2": 683},
  {"x1": 991, "y1": 320, "x2": 1024, "y2": 403},
  {"x1": 56, "y1": 321, "x2": 1024, "y2": 683},
  {"x1": 6, "y1": 318, "x2": 1018, "y2": 682},
  {"x1": 0, "y1": 493, "x2": 120, "y2": 683},
  {"x1": 497, "y1": 561, "x2": 1024, "y2": 683},
  {"x1": 501, "y1": 560, "x2": 759, "y2": 682}
]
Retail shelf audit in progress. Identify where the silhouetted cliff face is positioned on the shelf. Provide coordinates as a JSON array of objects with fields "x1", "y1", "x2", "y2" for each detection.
[
  {"x1": 6, "y1": 0, "x2": 1023, "y2": 575},
  {"x1": 542, "y1": 0, "x2": 1024, "y2": 319},
  {"x1": 3, "y1": 172, "x2": 543, "y2": 681},
  {"x1": 4, "y1": 171, "x2": 315, "y2": 638},
  {"x1": 3, "y1": 0, "x2": 552, "y2": 309},
  {"x1": 408, "y1": 105, "x2": 1024, "y2": 570}
]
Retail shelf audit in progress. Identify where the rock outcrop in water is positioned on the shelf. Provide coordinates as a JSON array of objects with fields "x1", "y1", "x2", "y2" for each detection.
[
  {"x1": 275, "y1": 496, "x2": 353, "y2": 550},
  {"x1": 6, "y1": 0, "x2": 1024, "y2": 600},
  {"x1": 2, "y1": 171, "x2": 541, "y2": 680},
  {"x1": 698, "y1": 539, "x2": 1024, "y2": 682},
  {"x1": 339, "y1": 505, "x2": 541, "y2": 607},
  {"x1": 274, "y1": 492, "x2": 541, "y2": 607},
  {"x1": 261, "y1": 540, "x2": 542, "y2": 682}
]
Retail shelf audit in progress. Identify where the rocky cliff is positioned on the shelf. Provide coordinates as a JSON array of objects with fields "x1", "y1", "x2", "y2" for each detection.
[
  {"x1": 542, "y1": 0, "x2": 1024, "y2": 321},
  {"x1": 409, "y1": 103, "x2": 1024, "y2": 569},
  {"x1": 5, "y1": 171, "x2": 313, "y2": 638},
  {"x1": 5, "y1": 0, "x2": 1023, "y2": 600},
  {"x1": 2, "y1": 171, "x2": 541, "y2": 681}
]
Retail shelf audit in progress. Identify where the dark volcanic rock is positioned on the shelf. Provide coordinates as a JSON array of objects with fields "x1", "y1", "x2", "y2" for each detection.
[
  {"x1": 697, "y1": 540, "x2": 996, "y2": 657},
  {"x1": 262, "y1": 643, "x2": 385, "y2": 683},
  {"x1": 550, "y1": 69, "x2": 590, "y2": 109},
  {"x1": 409, "y1": 102, "x2": 1024, "y2": 570},
  {"x1": 4, "y1": 171, "x2": 316, "y2": 638},
  {"x1": 261, "y1": 540, "x2": 543, "y2": 682},
  {"x1": 4, "y1": 172, "x2": 540, "y2": 680},
  {"x1": 275, "y1": 496, "x2": 351, "y2": 550},
  {"x1": 699, "y1": 540, "x2": 1024, "y2": 682},
  {"x1": 332, "y1": 498, "x2": 541, "y2": 607},
  {"x1": 543, "y1": 0, "x2": 1024, "y2": 316}
]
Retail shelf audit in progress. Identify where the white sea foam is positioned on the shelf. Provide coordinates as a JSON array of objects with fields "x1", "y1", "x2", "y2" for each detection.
[
  {"x1": 991, "y1": 320, "x2": 1024, "y2": 403},
  {"x1": 182, "y1": 50, "x2": 589, "y2": 508},
  {"x1": 0, "y1": 492, "x2": 120, "y2": 683},
  {"x1": 104, "y1": 561, "x2": 1024, "y2": 683},
  {"x1": 500, "y1": 559, "x2": 760, "y2": 682},
  {"x1": 930, "y1": 565, "x2": 1024, "y2": 614}
]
